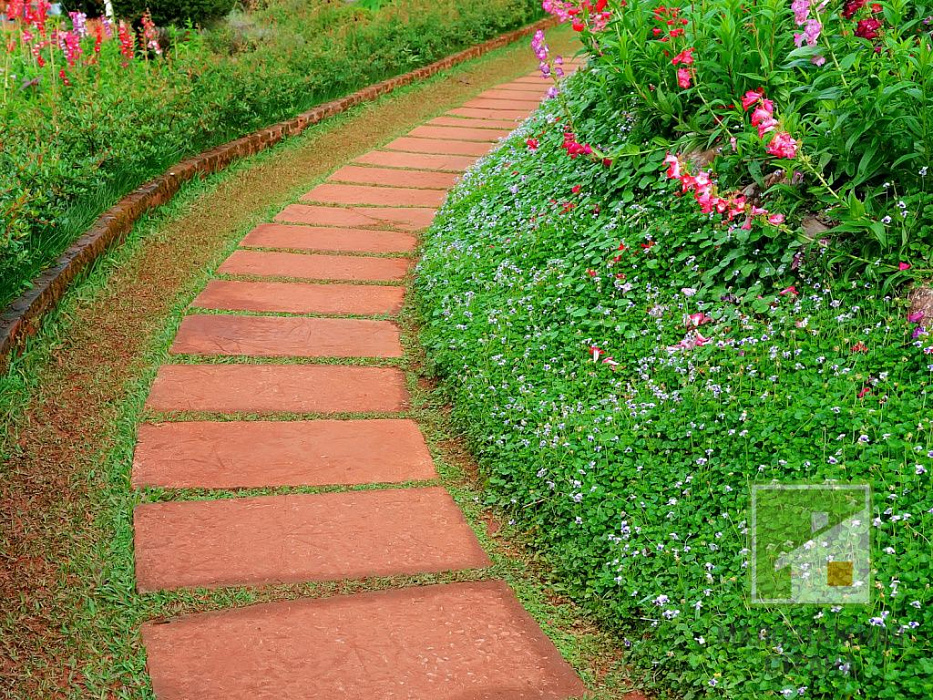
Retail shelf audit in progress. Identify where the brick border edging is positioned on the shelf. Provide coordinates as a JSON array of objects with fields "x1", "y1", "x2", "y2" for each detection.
[{"x1": 0, "y1": 18, "x2": 555, "y2": 369}]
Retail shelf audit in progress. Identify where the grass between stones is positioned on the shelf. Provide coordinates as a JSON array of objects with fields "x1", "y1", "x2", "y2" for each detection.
[{"x1": 0, "y1": 26, "x2": 642, "y2": 699}]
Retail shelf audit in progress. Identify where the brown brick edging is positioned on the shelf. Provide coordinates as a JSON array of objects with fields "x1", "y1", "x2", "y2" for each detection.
[{"x1": 0, "y1": 18, "x2": 555, "y2": 369}]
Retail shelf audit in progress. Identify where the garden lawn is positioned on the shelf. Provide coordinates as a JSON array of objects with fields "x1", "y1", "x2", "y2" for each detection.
[
  {"x1": 0, "y1": 0, "x2": 543, "y2": 308},
  {"x1": 416, "y1": 69, "x2": 933, "y2": 699}
]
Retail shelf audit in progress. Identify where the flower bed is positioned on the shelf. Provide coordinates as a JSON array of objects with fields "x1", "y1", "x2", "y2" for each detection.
[
  {"x1": 0, "y1": 0, "x2": 543, "y2": 307},
  {"x1": 416, "y1": 9, "x2": 933, "y2": 696}
]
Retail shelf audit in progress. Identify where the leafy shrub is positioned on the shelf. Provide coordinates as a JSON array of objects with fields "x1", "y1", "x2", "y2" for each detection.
[
  {"x1": 111, "y1": 0, "x2": 236, "y2": 25},
  {"x1": 0, "y1": 0, "x2": 543, "y2": 307},
  {"x1": 541, "y1": 0, "x2": 933, "y2": 280},
  {"x1": 417, "y1": 69, "x2": 933, "y2": 699}
]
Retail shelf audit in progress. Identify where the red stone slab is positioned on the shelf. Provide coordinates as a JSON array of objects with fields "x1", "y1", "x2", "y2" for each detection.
[
  {"x1": 497, "y1": 82, "x2": 553, "y2": 93},
  {"x1": 354, "y1": 150, "x2": 477, "y2": 172},
  {"x1": 513, "y1": 75, "x2": 552, "y2": 83},
  {"x1": 134, "y1": 487, "x2": 490, "y2": 591},
  {"x1": 193, "y1": 280, "x2": 405, "y2": 316},
  {"x1": 476, "y1": 90, "x2": 544, "y2": 105},
  {"x1": 301, "y1": 183, "x2": 446, "y2": 208},
  {"x1": 464, "y1": 98, "x2": 537, "y2": 112},
  {"x1": 385, "y1": 137, "x2": 491, "y2": 157},
  {"x1": 145, "y1": 364, "x2": 408, "y2": 414},
  {"x1": 240, "y1": 223, "x2": 416, "y2": 254},
  {"x1": 170, "y1": 315, "x2": 403, "y2": 359},
  {"x1": 329, "y1": 165, "x2": 457, "y2": 189},
  {"x1": 449, "y1": 106, "x2": 531, "y2": 120},
  {"x1": 220, "y1": 250, "x2": 409, "y2": 282},
  {"x1": 132, "y1": 419, "x2": 435, "y2": 488},
  {"x1": 276, "y1": 203, "x2": 435, "y2": 231},
  {"x1": 429, "y1": 115, "x2": 520, "y2": 130},
  {"x1": 409, "y1": 125, "x2": 510, "y2": 142},
  {"x1": 142, "y1": 580, "x2": 586, "y2": 699}
]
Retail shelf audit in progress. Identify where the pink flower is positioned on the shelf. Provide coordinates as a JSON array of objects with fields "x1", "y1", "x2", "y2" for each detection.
[
  {"x1": 526, "y1": 138, "x2": 539, "y2": 150},
  {"x1": 677, "y1": 68, "x2": 692, "y2": 89},
  {"x1": 767, "y1": 132, "x2": 799, "y2": 159},
  {"x1": 899, "y1": 262, "x2": 912, "y2": 271},
  {"x1": 780, "y1": 286, "x2": 799, "y2": 296},
  {"x1": 858, "y1": 386, "x2": 871, "y2": 399},
  {"x1": 742, "y1": 90, "x2": 764, "y2": 110},
  {"x1": 768, "y1": 213, "x2": 785, "y2": 225},
  {"x1": 908, "y1": 311, "x2": 925, "y2": 324},
  {"x1": 671, "y1": 47, "x2": 695, "y2": 65},
  {"x1": 663, "y1": 153, "x2": 682, "y2": 179},
  {"x1": 687, "y1": 312, "x2": 713, "y2": 327}
]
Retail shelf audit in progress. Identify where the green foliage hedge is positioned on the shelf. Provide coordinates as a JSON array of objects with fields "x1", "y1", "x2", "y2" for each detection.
[
  {"x1": 0, "y1": 0, "x2": 543, "y2": 308},
  {"x1": 417, "y1": 71, "x2": 933, "y2": 698},
  {"x1": 110, "y1": 0, "x2": 237, "y2": 25}
]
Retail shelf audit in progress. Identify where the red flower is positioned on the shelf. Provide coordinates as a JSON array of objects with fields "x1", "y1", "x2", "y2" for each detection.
[
  {"x1": 779, "y1": 286, "x2": 799, "y2": 297},
  {"x1": 572, "y1": 185, "x2": 582, "y2": 194},
  {"x1": 842, "y1": 0, "x2": 867, "y2": 18},
  {"x1": 899, "y1": 262, "x2": 912, "y2": 271},
  {"x1": 851, "y1": 342, "x2": 869, "y2": 353},
  {"x1": 526, "y1": 138, "x2": 539, "y2": 150},
  {"x1": 858, "y1": 386, "x2": 871, "y2": 399},
  {"x1": 742, "y1": 89, "x2": 764, "y2": 110},
  {"x1": 855, "y1": 18, "x2": 882, "y2": 39}
]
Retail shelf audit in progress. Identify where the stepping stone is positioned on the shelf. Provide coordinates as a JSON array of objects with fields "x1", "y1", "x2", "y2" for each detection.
[
  {"x1": 512, "y1": 75, "x2": 551, "y2": 84},
  {"x1": 464, "y1": 98, "x2": 538, "y2": 112},
  {"x1": 193, "y1": 280, "x2": 405, "y2": 316},
  {"x1": 475, "y1": 90, "x2": 544, "y2": 105},
  {"x1": 385, "y1": 137, "x2": 492, "y2": 157},
  {"x1": 220, "y1": 250, "x2": 409, "y2": 282},
  {"x1": 132, "y1": 419, "x2": 435, "y2": 488},
  {"x1": 354, "y1": 150, "x2": 477, "y2": 172},
  {"x1": 240, "y1": 223, "x2": 416, "y2": 254},
  {"x1": 146, "y1": 364, "x2": 408, "y2": 414},
  {"x1": 170, "y1": 315, "x2": 403, "y2": 359},
  {"x1": 409, "y1": 125, "x2": 510, "y2": 142},
  {"x1": 449, "y1": 107, "x2": 531, "y2": 120},
  {"x1": 496, "y1": 83, "x2": 552, "y2": 94},
  {"x1": 301, "y1": 183, "x2": 446, "y2": 208},
  {"x1": 142, "y1": 580, "x2": 586, "y2": 699},
  {"x1": 134, "y1": 487, "x2": 490, "y2": 591},
  {"x1": 429, "y1": 115, "x2": 520, "y2": 130},
  {"x1": 276, "y1": 203, "x2": 435, "y2": 231},
  {"x1": 329, "y1": 165, "x2": 457, "y2": 190}
]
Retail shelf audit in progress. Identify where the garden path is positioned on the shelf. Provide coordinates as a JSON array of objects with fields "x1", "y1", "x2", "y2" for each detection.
[{"x1": 131, "y1": 67, "x2": 589, "y2": 698}]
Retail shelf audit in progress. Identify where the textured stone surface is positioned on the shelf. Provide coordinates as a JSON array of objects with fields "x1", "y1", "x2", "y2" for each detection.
[
  {"x1": 145, "y1": 364, "x2": 408, "y2": 414},
  {"x1": 475, "y1": 90, "x2": 543, "y2": 105},
  {"x1": 142, "y1": 581, "x2": 586, "y2": 699},
  {"x1": 301, "y1": 183, "x2": 446, "y2": 208},
  {"x1": 408, "y1": 125, "x2": 511, "y2": 142},
  {"x1": 192, "y1": 280, "x2": 405, "y2": 316},
  {"x1": 276, "y1": 203, "x2": 435, "y2": 231},
  {"x1": 429, "y1": 115, "x2": 520, "y2": 130},
  {"x1": 170, "y1": 315, "x2": 403, "y2": 358},
  {"x1": 219, "y1": 250, "x2": 410, "y2": 282},
  {"x1": 449, "y1": 106, "x2": 531, "y2": 120},
  {"x1": 241, "y1": 223, "x2": 417, "y2": 254},
  {"x1": 496, "y1": 82, "x2": 552, "y2": 93},
  {"x1": 385, "y1": 137, "x2": 492, "y2": 157},
  {"x1": 132, "y1": 419, "x2": 436, "y2": 488},
  {"x1": 329, "y1": 165, "x2": 457, "y2": 189},
  {"x1": 354, "y1": 150, "x2": 477, "y2": 171},
  {"x1": 134, "y1": 488, "x2": 490, "y2": 591},
  {"x1": 464, "y1": 98, "x2": 536, "y2": 112}
]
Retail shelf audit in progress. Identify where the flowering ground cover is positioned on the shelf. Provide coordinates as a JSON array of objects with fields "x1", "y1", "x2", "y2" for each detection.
[
  {"x1": 0, "y1": 0, "x2": 542, "y2": 308},
  {"x1": 416, "y1": 8, "x2": 933, "y2": 696}
]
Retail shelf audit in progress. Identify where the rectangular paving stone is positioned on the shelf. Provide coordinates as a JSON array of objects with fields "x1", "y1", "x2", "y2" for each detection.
[
  {"x1": 170, "y1": 315, "x2": 403, "y2": 359},
  {"x1": 475, "y1": 90, "x2": 544, "y2": 105},
  {"x1": 132, "y1": 419, "x2": 436, "y2": 489},
  {"x1": 142, "y1": 580, "x2": 586, "y2": 700},
  {"x1": 301, "y1": 183, "x2": 446, "y2": 208},
  {"x1": 220, "y1": 250, "x2": 409, "y2": 282},
  {"x1": 408, "y1": 125, "x2": 510, "y2": 142},
  {"x1": 429, "y1": 115, "x2": 520, "y2": 130},
  {"x1": 464, "y1": 98, "x2": 537, "y2": 112},
  {"x1": 497, "y1": 82, "x2": 553, "y2": 93},
  {"x1": 134, "y1": 487, "x2": 490, "y2": 591},
  {"x1": 240, "y1": 223, "x2": 417, "y2": 254},
  {"x1": 193, "y1": 280, "x2": 405, "y2": 316},
  {"x1": 385, "y1": 137, "x2": 491, "y2": 157},
  {"x1": 329, "y1": 165, "x2": 457, "y2": 189},
  {"x1": 146, "y1": 364, "x2": 408, "y2": 414},
  {"x1": 276, "y1": 203, "x2": 435, "y2": 231},
  {"x1": 449, "y1": 106, "x2": 531, "y2": 120},
  {"x1": 354, "y1": 150, "x2": 477, "y2": 172}
]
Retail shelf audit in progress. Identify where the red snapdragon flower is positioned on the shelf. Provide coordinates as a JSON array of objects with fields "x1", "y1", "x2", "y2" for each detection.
[
  {"x1": 767, "y1": 131, "x2": 799, "y2": 159},
  {"x1": 671, "y1": 47, "x2": 695, "y2": 65},
  {"x1": 526, "y1": 138, "x2": 539, "y2": 150},
  {"x1": 899, "y1": 262, "x2": 912, "y2": 271},
  {"x1": 855, "y1": 17, "x2": 882, "y2": 39}
]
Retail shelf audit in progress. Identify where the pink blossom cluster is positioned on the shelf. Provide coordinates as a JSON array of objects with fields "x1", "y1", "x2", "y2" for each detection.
[
  {"x1": 563, "y1": 131, "x2": 594, "y2": 158},
  {"x1": 742, "y1": 90, "x2": 799, "y2": 160},
  {"x1": 671, "y1": 47, "x2": 693, "y2": 89},
  {"x1": 791, "y1": 0, "x2": 826, "y2": 64},
  {"x1": 663, "y1": 153, "x2": 786, "y2": 229},
  {"x1": 542, "y1": 0, "x2": 612, "y2": 32}
]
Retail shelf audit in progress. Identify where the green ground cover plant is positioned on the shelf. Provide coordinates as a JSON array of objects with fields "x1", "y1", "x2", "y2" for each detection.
[
  {"x1": 0, "y1": 0, "x2": 542, "y2": 308},
  {"x1": 416, "y1": 20, "x2": 933, "y2": 697}
]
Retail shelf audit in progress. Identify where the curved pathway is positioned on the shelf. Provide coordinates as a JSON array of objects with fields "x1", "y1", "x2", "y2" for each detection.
[{"x1": 131, "y1": 67, "x2": 587, "y2": 698}]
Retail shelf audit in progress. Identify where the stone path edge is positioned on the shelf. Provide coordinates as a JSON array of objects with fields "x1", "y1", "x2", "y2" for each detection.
[{"x1": 0, "y1": 16, "x2": 557, "y2": 371}]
